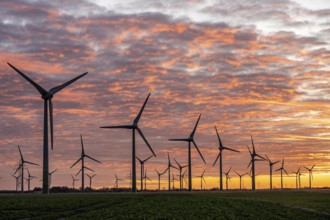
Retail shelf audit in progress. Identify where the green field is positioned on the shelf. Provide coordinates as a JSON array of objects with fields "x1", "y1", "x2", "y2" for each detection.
[{"x1": 0, "y1": 190, "x2": 329, "y2": 219}]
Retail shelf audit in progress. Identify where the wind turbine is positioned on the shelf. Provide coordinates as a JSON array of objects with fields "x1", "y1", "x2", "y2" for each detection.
[
  {"x1": 265, "y1": 155, "x2": 280, "y2": 190},
  {"x1": 292, "y1": 167, "x2": 301, "y2": 189},
  {"x1": 48, "y1": 169, "x2": 57, "y2": 189},
  {"x1": 14, "y1": 145, "x2": 39, "y2": 193},
  {"x1": 171, "y1": 174, "x2": 178, "y2": 191},
  {"x1": 233, "y1": 170, "x2": 247, "y2": 190},
  {"x1": 114, "y1": 173, "x2": 123, "y2": 189},
  {"x1": 71, "y1": 135, "x2": 101, "y2": 192},
  {"x1": 143, "y1": 170, "x2": 152, "y2": 190},
  {"x1": 86, "y1": 174, "x2": 96, "y2": 189},
  {"x1": 8, "y1": 63, "x2": 88, "y2": 194},
  {"x1": 304, "y1": 164, "x2": 316, "y2": 189},
  {"x1": 11, "y1": 174, "x2": 21, "y2": 192},
  {"x1": 25, "y1": 168, "x2": 37, "y2": 192},
  {"x1": 100, "y1": 93, "x2": 156, "y2": 192},
  {"x1": 166, "y1": 152, "x2": 178, "y2": 191},
  {"x1": 155, "y1": 168, "x2": 167, "y2": 191},
  {"x1": 224, "y1": 167, "x2": 232, "y2": 190},
  {"x1": 196, "y1": 169, "x2": 206, "y2": 190},
  {"x1": 173, "y1": 158, "x2": 188, "y2": 190},
  {"x1": 71, "y1": 174, "x2": 79, "y2": 190},
  {"x1": 169, "y1": 114, "x2": 206, "y2": 191},
  {"x1": 275, "y1": 158, "x2": 289, "y2": 189},
  {"x1": 247, "y1": 136, "x2": 266, "y2": 190},
  {"x1": 212, "y1": 126, "x2": 239, "y2": 191},
  {"x1": 136, "y1": 155, "x2": 153, "y2": 191}
]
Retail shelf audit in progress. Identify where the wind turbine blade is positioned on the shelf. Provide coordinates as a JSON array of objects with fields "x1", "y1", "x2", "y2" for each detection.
[
  {"x1": 192, "y1": 140, "x2": 206, "y2": 164},
  {"x1": 265, "y1": 154, "x2": 270, "y2": 162},
  {"x1": 273, "y1": 160, "x2": 281, "y2": 165},
  {"x1": 92, "y1": 174, "x2": 96, "y2": 178},
  {"x1": 70, "y1": 158, "x2": 82, "y2": 168},
  {"x1": 214, "y1": 126, "x2": 223, "y2": 149},
  {"x1": 223, "y1": 146, "x2": 240, "y2": 153},
  {"x1": 246, "y1": 146, "x2": 252, "y2": 156},
  {"x1": 85, "y1": 155, "x2": 102, "y2": 164},
  {"x1": 234, "y1": 170, "x2": 239, "y2": 176},
  {"x1": 14, "y1": 164, "x2": 22, "y2": 175},
  {"x1": 144, "y1": 155, "x2": 154, "y2": 163},
  {"x1": 8, "y1": 63, "x2": 47, "y2": 95},
  {"x1": 75, "y1": 169, "x2": 82, "y2": 176},
  {"x1": 80, "y1": 135, "x2": 85, "y2": 155},
  {"x1": 173, "y1": 158, "x2": 181, "y2": 168},
  {"x1": 190, "y1": 114, "x2": 201, "y2": 138},
  {"x1": 49, "y1": 99, "x2": 54, "y2": 150},
  {"x1": 275, "y1": 168, "x2": 281, "y2": 172},
  {"x1": 247, "y1": 160, "x2": 252, "y2": 168},
  {"x1": 84, "y1": 166, "x2": 95, "y2": 172},
  {"x1": 133, "y1": 93, "x2": 150, "y2": 124},
  {"x1": 201, "y1": 169, "x2": 205, "y2": 177},
  {"x1": 250, "y1": 135, "x2": 255, "y2": 153},
  {"x1": 168, "y1": 138, "x2": 189, "y2": 141},
  {"x1": 284, "y1": 169, "x2": 289, "y2": 176},
  {"x1": 203, "y1": 177, "x2": 206, "y2": 183},
  {"x1": 136, "y1": 156, "x2": 142, "y2": 163},
  {"x1": 49, "y1": 72, "x2": 88, "y2": 95},
  {"x1": 171, "y1": 165, "x2": 179, "y2": 170},
  {"x1": 17, "y1": 145, "x2": 24, "y2": 161},
  {"x1": 25, "y1": 161, "x2": 39, "y2": 166},
  {"x1": 100, "y1": 125, "x2": 133, "y2": 129},
  {"x1": 155, "y1": 169, "x2": 160, "y2": 175},
  {"x1": 303, "y1": 166, "x2": 309, "y2": 171},
  {"x1": 311, "y1": 164, "x2": 316, "y2": 170},
  {"x1": 137, "y1": 127, "x2": 156, "y2": 157},
  {"x1": 213, "y1": 153, "x2": 220, "y2": 167},
  {"x1": 282, "y1": 158, "x2": 284, "y2": 167},
  {"x1": 86, "y1": 173, "x2": 91, "y2": 178},
  {"x1": 50, "y1": 169, "x2": 58, "y2": 174},
  {"x1": 256, "y1": 154, "x2": 266, "y2": 160}
]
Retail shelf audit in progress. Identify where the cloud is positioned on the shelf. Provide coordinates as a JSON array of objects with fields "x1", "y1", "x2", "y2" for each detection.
[{"x1": 0, "y1": 0, "x2": 329, "y2": 189}]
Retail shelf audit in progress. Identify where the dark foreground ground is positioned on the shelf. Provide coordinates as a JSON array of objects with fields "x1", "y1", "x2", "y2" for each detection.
[{"x1": 0, "y1": 190, "x2": 329, "y2": 219}]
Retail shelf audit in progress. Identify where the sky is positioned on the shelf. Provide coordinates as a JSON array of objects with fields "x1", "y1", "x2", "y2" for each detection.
[{"x1": 0, "y1": 0, "x2": 329, "y2": 190}]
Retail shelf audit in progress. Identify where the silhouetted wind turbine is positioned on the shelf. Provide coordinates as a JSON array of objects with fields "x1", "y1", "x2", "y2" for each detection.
[
  {"x1": 196, "y1": 169, "x2": 206, "y2": 190},
  {"x1": 71, "y1": 135, "x2": 101, "y2": 192},
  {"x1": 14, "y1": 145, "x2": 39, "y2": 193},
  {"x1": 224, "y1": 167, "x2": 232, "y2": 190},
  {"x1": 100, "y1": 93, "x2": 156, "y2": 192},
  {"x1": 11, "y1": 174, "x2": 21, "y2": 192},
  {"x1": 247, "y1": 136, "x2": 266, "y2": 190},
  {"x1": 234, "y1": 170, "x2": 247, "y2": 190},
  {"x1": 292, "y1": 167, "x2": 301, "y2": 189},
  {"x1": 304, "y1": 164, "x2": 316, "y2": 189},
  {"x1": 171, "y1": 174, "x2": 178, "y2": 190},
  {"x1": 169, "y1": 114, "x2": 206, "y2": 191},
  {"x1": 155, "y1": 168, "x2": 167, "y2": 191},
  {"x1": 114, "y1": 173, "x2": 123, "y2": 188},
  {"x1": 173, "y1": 158, "x2": 188, "y2": 190},
  {"x1": 71, "y1": 174, "x2": 79, "y2": 190},
  {"x1": 275, "y1": 158, "x2": 289, "y2": 189},
  {"x1": 8, "y1": 63, "x2": 88, "y2": 194},
  {"x1": 25, "y1": 168, "x2": 37, "y2": 192},
  {"x1": 48, "y1": 169, "x2": 57, "y2": 189},
  {"x1": 136, "y1": 155, "x2": 153, "y2": 191},
  {"x1": 265, "y1": 155, "x2": 280, "y2": 190},
  {"x1": 86, "y1": 174, "x2": 96, "y2": 189},
  {"x1": 143, "y1": 170, "x2": 152, "y2": 190},
  {"x1": 166, "y1": 152, "x2": 178, "y2": 191},
  {"x1": 212, "y1": 126, "x2": 239, "y2": 191}
]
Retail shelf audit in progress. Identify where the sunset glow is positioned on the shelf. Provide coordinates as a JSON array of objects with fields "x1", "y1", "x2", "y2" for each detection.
[{"x1": 0, "y1": 0, "x2": 329, "y2": 191}]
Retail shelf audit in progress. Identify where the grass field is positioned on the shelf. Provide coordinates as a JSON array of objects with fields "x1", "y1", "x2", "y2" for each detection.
[{"x1": 0, "y1": 190, "x2": 329, "y2": 219}]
